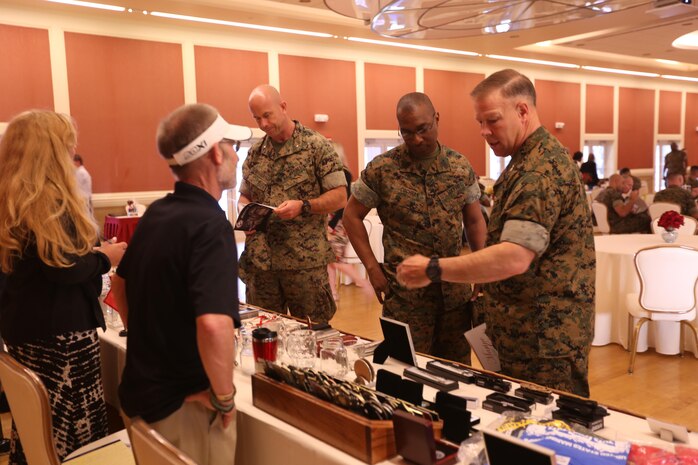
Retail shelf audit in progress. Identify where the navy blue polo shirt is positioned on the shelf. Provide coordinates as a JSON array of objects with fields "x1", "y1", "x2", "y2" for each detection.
[{"x1": 118, "y1": 181, "x2": 239, "y2": 423}]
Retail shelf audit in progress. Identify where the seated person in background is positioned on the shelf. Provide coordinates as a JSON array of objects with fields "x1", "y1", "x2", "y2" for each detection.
[
  {"x1": 621, "y1": 175, "x2": 647, "y2": 213},
  {"x1": 572, "y1": 151, "x2": 583, "y2": 169},
  {"x1": 687, "y1": 165, "x2": 698, "y2": 199},
  {"x1": 601, "y1": 174, "x2": 651, "y2": 234},
  {"x1": 619, "y1": 167, "x2": 641, "y2": 191},
  {"x1": 654, "y1": 173, "x2": 698, "y2": 220}
]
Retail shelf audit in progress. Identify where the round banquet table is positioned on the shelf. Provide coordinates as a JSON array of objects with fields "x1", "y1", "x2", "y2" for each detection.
[{"x1": 593, "y1": 234, "x2": 698, "y2": 355}]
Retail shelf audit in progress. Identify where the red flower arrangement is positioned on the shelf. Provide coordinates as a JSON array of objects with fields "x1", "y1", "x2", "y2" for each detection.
[{"x1": 657, "y1": 210, "x2": 684, "y2": 230}]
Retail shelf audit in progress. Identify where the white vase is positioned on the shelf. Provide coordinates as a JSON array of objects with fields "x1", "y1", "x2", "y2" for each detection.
[{"x1": 661, "y1": 229, "x2": 678, "y2": 243}]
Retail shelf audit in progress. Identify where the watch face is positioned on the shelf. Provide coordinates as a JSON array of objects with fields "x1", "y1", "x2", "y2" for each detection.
[{"x1": 426, "y1": 258, "x2": 441, "y2": 282}]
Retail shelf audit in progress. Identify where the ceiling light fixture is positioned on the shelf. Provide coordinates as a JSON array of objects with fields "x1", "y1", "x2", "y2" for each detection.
[
  {"x1": 149, "y1": 11, "x2": 333, "y2": 38},
  {"x1": 486, "y1": 54, "x2": 579, "y2": 69},
  {"x1": 347, "y1": 36, "x2": 479, "y2": 57},
  {"x1": 581, "y1": 65, "x2": 659, "y2": 77},
  {"x1": 661, "y1": 74, "x2": 698, "y2": 82},
  {"x1": 47, "y1": 0, "x2": 125, "y2": 12}
]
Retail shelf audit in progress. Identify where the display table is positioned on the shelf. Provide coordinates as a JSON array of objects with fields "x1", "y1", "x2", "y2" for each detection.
[
  {"x1": 98, "y1": 319, "x2": 697, "y2": 465},
  {"x1": 103, "y1": 215, "x2": 140, "y2": 243},
  {"x1": 593, "y1": 234, "x2": 698, "y2": 355}
]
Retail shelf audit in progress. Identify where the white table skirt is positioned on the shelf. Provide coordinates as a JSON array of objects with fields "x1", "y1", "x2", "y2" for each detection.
[
  {"x1": 593, "y1": 234, "x2": 698, "y2": 355},
  {"x1": 99, "y1": 324, "x2": 697, "y2": 464}
]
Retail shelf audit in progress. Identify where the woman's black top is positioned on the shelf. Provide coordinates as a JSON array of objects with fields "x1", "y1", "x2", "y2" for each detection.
[
  {"x1": 0, "y1": 243, "x2": 110, "y2": 345},
  {"x1": 328, "y1": 168, "x2": 353, "y2": 229}
]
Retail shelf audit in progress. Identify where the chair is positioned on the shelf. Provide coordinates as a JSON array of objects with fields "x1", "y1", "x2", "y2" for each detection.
[
  {"x1": 130, "y1": 418, "x2": 197, "y2": 465},
  {"x1": 625, "y1": 246, "x2": 698, "y2": 373},
  {"x1": 337, "y1": 218, "x2": 372, "y2": 286},
  {"x1": 648, "y1": 202, "x2": 680, "y2": 221},
  {"x1": 589, "y1": 187, "x2": 603, "y2": 202},
  {"x1": 651, "y1": 216, "x2": 698, "y2": 235},
  {"x1": 591, "y1": 201, "x2": 610, "y2": 234},
  {"x1": 0, "y1": 353, "x2": 132, "y2": 465}
]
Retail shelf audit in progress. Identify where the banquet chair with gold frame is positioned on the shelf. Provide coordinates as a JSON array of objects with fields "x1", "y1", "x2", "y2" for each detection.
[
  {"x1": 647, "y1": 202, "x2": 680, "y2": 221},
  {"x1": 625, "y1": 245, "x2": 698, "y2": 373},
  {"x1": 130, "y1": 418, "x2": 197, "y2": 465},
  {"x1": 591, "y1": 201, "x2": 610, "y2": 234},
  {"x1": 0, "y1": 352, "x2": 133, "y2": 465}
]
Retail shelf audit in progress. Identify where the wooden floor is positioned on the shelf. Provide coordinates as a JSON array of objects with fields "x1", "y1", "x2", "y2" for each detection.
[{"x1": 0, "y1": 281, "x2": 695, "y2": 463}]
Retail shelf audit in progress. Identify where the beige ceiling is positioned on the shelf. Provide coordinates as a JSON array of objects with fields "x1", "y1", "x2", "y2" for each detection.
[{"x1": 17, "y1": 0, "x2": 698, "y2": 75}]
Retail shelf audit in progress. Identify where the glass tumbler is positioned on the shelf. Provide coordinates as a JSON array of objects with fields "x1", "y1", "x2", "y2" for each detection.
[
  {"x1": 285, "y1": 329, "x2": 317, "y2": 369},
  {"x1": 319, "y1": 337, "x2": 349, "y2": 378}
]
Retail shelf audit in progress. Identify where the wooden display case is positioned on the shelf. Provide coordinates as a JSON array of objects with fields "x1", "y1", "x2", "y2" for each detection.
[{"x1": 252, "y1": 373, "x2": 441, "y2": 464}]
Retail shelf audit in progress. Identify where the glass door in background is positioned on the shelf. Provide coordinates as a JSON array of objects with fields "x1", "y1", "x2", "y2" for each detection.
[
  {"x1": 654, "y1": 140, "x2": 680, "y2": 192},
  {"x1": 488, "y1": 148, "x2": 510, "y2": 180},
  {"x1": 364, "y1": 138, "x2": 401, "y2": 168},
  {"x1": 583, "y1": 141, "x2": 613, "y2": 181}
]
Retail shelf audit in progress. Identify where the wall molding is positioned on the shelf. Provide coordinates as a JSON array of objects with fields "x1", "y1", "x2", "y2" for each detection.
[{"x1": 92, "y1": 190, "x2": 171, "y2": 208}]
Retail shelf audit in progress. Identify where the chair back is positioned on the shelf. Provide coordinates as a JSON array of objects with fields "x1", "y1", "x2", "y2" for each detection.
[
  {"x1": 0, "y1": 353, "x2": 61, "y2": 465},
  {"x1": 342, "y1": 219, "x2": 372, "y2": 263},
  {"x1": 130, "y1": 418, "x2": 197, "y2": 465},
  {"x1": 651, "y1": 216, "x2": 698, "y2": 235},
  {"x1": 589, "y1": 187, "x2": 603, "y2": 202},
  {"x1": 648, "y1": 202, "x2": 680, "y2": 221},
  {"x1": 591, "y1": 201, "x2": 610, "y2": 234},
  {"x1": 634, "y1": 246, "x2": 698, "y2": 313}
]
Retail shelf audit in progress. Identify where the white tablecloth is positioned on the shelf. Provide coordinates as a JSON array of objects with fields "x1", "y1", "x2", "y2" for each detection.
[
  {"x1": 99, "y1": 325, "x2": 697, "y2": 464},
  {"x1": 593, "y1": 234, "x2": 698, "y2": 355}
]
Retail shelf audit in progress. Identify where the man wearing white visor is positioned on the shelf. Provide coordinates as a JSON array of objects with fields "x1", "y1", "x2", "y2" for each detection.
[{"x1": 113, "y1": 103, "x2": 250, "y2": 465}]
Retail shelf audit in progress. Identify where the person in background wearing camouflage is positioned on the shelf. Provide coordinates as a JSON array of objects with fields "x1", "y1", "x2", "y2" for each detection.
[
  {"x1": 654, "y1": 173, "x2": 698, "y2": 219},
  {"x1": 601, "y1": 174, "x2": 651, "y2": 234},
  {"x1": 686, "y1": 165, "x2": 698, "y2": 199},
  {"x1": 239, "y1": 85, "x2": 347, "y2": 323},
  {"x1": 343, "y1": 92, "x2": 486, "y2": 364},
  {"x1": 664, "y1": 142, "x2": 687, "y2": 182},
  {"x1": 397, "y1": 70, "x2": 595, "y2": 397}
]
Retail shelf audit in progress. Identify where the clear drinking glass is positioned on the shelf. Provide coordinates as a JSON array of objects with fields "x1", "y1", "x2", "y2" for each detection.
[
  {"x1": 319, "y1": 337, "x2": 349, "y2": 378},
  {"x1": 285, "y1": 329, "x2": 317, "y2": 369}
]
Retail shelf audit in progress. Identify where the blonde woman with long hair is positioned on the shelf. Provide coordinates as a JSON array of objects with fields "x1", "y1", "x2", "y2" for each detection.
[{"x1": 0, "y1": 110, "x2": 126, "y2": 464}]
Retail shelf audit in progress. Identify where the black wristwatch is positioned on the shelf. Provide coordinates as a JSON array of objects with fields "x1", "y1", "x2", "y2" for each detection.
[
  {"x1": 301, "y1": 199, "x2": 312, "y2": 215},
  {"x1": 426, "y1": 256, "x2": 441, "y2": 283}
]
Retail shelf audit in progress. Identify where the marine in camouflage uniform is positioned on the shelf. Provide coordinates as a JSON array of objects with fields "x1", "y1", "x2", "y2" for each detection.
[
  {"x1": 664, "y1": 145, "x2": 687, "y2": 178},
  {"x1": 239, "y1": 120, "x2": 346, "y2": 323},
  {"x1": 601, "y1": 187, "x2": 651, "y2": 234},
  {"x1": 351, "y1": 144, "x2": 482, "y2": 364},
  {"x1": 654, "y1": 186, "x2": 698, "y2": 217},
  {"x1": 476, "y1": 126, "x2": 596, "y2": 397}
]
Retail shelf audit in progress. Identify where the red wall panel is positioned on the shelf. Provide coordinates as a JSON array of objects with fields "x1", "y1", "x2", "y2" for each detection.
[
  {"x1": 685, "y1": 92, "x2": 698, "y2": 166},
  {"x1": 618, "y1": 87, "x2": 655, "y2": 168},
  {"x1": 536, "y1": 80, "x2": 581, "y2": 154},
  {"x1": 195, "y1": 46, "x2": 268, "y2": 126},
  {"x1": 424, "y1": 69, "x2": 486, "y2": 176},
  {"x1": 585, "y1": 84, "x2": 614, "y2": 134},
  {"x1": 658, "y1": 90, "x2": 681, "y2": 135},
  {"x1": 0, "y1": 24, "x2": 54, "y2": 120},
  {"x1": 279, "y1": 55, "x2": 358, "y2": 177},
  {"x1": 65, "y1": 33, "x2": 184, "y2": 193},
  {"x1": 364, "y1": 63, "x2": 415, "y2": 130}
]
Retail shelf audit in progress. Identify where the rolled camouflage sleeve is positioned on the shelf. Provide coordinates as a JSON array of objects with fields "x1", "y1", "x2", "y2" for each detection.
[
  {"x1": 351, "y1": 178, "x2": 380, "y2": 209},
  {"x1": 501, "y1": 219, "x2": 549, "y2": 256},
  {"x1": 465, "y1": 181, "x2": 481, "y2": 205},
  {"x1": 315, "y1": 139, "x2": 347, "y2": 192}
]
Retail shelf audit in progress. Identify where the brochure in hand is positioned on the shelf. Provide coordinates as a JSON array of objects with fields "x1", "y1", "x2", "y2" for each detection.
[{"x1": 235, "y1": 203, "x2": 275, "y2": 232}]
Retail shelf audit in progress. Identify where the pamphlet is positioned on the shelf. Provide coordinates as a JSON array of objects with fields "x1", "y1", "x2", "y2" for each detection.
[
  {"x1": 235, "y1": 203, "x2": 275, "y2": 232},
  {"x1": 464, "y1": 323, "x2": 501, "y2": 372}
]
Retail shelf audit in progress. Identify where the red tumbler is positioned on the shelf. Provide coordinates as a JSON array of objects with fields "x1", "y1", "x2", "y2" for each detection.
[{"x1": 252, "y1": 328, "x2": 278, "y2": 372}]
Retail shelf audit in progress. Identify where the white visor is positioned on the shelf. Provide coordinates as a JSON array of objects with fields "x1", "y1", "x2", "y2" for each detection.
[{"x1": 166, "y1": 114, "x2": 252, "y2": 166}]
